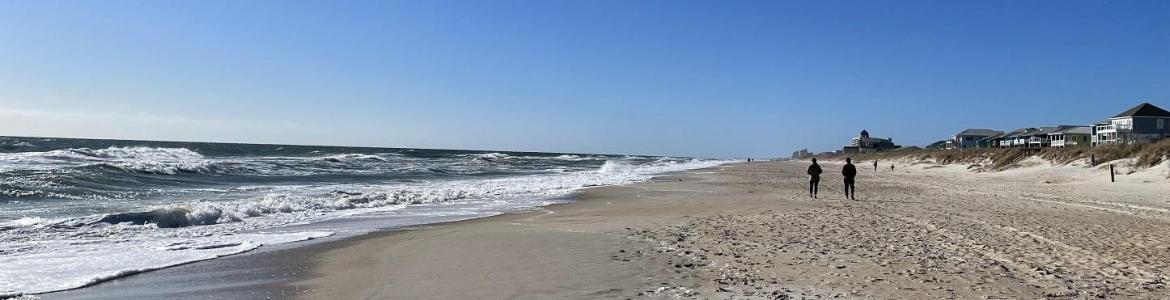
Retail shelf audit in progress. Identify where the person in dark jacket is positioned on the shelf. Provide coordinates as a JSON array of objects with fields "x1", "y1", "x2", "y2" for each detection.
[
  {"x1": 873, "y1": 160, "x2": 878, "y2": 171},
  {"x1": 806, "y1": 158, "x2": 822, "y2": 199},
  {"x1": 843, "y1": 158, "x2": 857, "y2": 200}
]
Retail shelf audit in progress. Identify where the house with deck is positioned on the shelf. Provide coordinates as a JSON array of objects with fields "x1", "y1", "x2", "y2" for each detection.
[
  {"x1": 1049, "y1": 126, "x2": 1091, "y2": 147},
  {"x1": 996, "y1": 130, "x2": 1020, "y2": 148},
  {"x1": 1000, "y1": 128, "x2": 1038, "y2": 148},
  {"x1": 1092, "y1": 103, "x2": 1170, "y2": 146},
  {"x1": 1025, "y1": 127, "x2": 1060, "y2": 149},
  {"x1": 948, "y1": 129, "x2": 1003, "y2": 149},
  {"x1": 976, "y1": 132, "x2": 1006, "y2": 148}
]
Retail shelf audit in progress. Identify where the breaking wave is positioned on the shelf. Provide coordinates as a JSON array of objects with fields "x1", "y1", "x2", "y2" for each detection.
[
  {"x1": 465, "y1": 152, "x2": 511, "y2": 161},
  {"x1": 313, "y1": 153, "x2": 390, "y2": 163},
  {"x1": 87, "y1": 158, "x2": 726, "y2": 229}
]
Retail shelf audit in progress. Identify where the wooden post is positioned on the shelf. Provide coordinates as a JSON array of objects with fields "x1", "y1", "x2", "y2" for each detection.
[
  {"x1": 1110, "y1": 164, "x2": 1115, "y2": 183},
  {"x1": 1090, "y1": 154, "x2": 1095, "y2": 166}
]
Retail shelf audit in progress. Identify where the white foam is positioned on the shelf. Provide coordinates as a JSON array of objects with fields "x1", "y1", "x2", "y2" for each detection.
[
  {"x1": 465, "y1": 152, "x2": 511, "y2": 161},
  {"x1": 0, "y1": 147, "x2": 207, "y2": 173},
  {"x1": 313, "y1": 153, "x2": 389, "y2": 163},
  {"x1": 112, "y1": 158, "x2": 728, "y2": 227},
  {"x1": 0, "y1": 230, "x2": 332, "y2": 297},
  {"x1": 598, "y1": 160, "x2": 636, "y2": 174},
  {"x1": 4, "y1": 217, "x2": 51, "y2": 228},
  {"x1": 0, "y1": 147, "x2": 405, "y2": 175},
  {"x1": 84, "y1": 147, "x2": 204, "y2": 160}
]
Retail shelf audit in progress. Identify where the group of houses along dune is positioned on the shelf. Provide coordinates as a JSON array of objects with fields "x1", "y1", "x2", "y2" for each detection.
[{"x1": 948, "y1": 102, "x2": 1170, "y2": 150}]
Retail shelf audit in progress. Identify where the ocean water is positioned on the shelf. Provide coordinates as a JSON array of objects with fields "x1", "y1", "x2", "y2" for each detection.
[{"x1": 0, "y1": 136, "x2": 731, "y2": 297}]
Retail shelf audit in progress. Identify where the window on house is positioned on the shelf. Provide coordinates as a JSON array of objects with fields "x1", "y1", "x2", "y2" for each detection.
[{"x1": 1159, "y1": 119, "x2": 1165, "y2": 130}]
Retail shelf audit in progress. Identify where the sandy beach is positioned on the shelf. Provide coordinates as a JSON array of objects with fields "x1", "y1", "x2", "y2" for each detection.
[
  {"x1": 6, "y1": 2, "x2": 1168, "y2": 299},
  {"x1": 270, "y1": 159, "x2": 1170, "y2": 299}
]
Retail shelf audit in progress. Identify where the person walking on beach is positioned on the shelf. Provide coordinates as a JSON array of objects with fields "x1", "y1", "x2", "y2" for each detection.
[
  {"x1": 807, "y1": 158, "x2": 822, "y2": 199},
  {"x1": 843, "y1": 158, "x2": 857, "y2": 200},
  {"x1": 873, "y1": 160, "x2": 878, "y2": 171}
]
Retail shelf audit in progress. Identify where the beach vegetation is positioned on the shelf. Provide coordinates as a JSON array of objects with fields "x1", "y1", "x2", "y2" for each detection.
[{"x1": 836, "y1": 139, "x2": 1170, "y2": 171}]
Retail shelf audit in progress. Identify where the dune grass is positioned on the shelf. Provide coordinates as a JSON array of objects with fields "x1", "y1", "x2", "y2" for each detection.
[
  {"x1": 822, "y1": 139, "x2": 1170, "y2": 170},
  {"x1": 1135, "y1": 139, "x2": 1170, "y2": 167}
]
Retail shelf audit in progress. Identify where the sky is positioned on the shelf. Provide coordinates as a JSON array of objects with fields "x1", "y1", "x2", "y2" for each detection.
[{"x1": 0, "y1": 0, "x2": 1167, "y2": 157}]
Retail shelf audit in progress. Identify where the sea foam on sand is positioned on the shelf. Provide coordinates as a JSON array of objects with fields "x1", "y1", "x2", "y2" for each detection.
[{"x1": 0, "y1": 231, "x2": 332, "y2": 298}]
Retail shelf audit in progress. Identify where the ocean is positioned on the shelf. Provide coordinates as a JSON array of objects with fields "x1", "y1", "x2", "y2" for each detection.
[{"x1": 0, "y1": 136, "x2": 731, "y2": 297}]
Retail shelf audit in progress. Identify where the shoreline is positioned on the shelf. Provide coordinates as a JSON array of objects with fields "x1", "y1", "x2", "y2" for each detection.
[
  {"x1": 42, "y1": 159, "x2": 1170, "y2": 299},
  {"x1": 280, "y1": 170, "x2": 727, "y2": 299},
  {"x1": 37, "y1": 168, "x2": 725, "y2": 300}
]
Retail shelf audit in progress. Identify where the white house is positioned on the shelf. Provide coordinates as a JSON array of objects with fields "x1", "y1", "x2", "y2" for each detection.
[
  {"x1": 1002, "y1": 128, "x2": 1038, "y2": 148},
  {"x1": 1025, "y1": 127, "x2": 1059, "y2": 149},
  {"x1": 1048, "y1": 126, "x2": 1092, "y2": 147},
  {"x1": 1092, "y1": 103, "x2": 1170, "y2": 146}
]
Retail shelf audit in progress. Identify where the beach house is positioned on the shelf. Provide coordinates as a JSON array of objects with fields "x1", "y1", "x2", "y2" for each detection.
[
  {"x1": 843, "y1": 130, "x2": 899, "y2": 153},
  {"x1": 1049, "y1": 126, "x2": 1091, "y2": 147},
  {"x1": 1092, "y1": 103, "x2": 1170, "y2": 146},
  {"x1": 975, "y1": 132, "x2": 1005, "y2": 148},
  {"x1": 995, "y1": 130, "x2": 1018, "y2": 148},
  {"x1": 948, "y1": 129, "x2": 1003, "y2": 149},
  {"x1": 998, "y1": 128, "x2": 1038, "y2": 148},
  {"x1": 1025, "y1": 127, "x2": 1060, "y2": 149}
]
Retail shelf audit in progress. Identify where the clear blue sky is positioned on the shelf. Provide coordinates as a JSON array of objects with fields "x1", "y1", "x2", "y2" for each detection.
[{"x1": 1, "y1": 0, "x2": 1167, "y2": 157}]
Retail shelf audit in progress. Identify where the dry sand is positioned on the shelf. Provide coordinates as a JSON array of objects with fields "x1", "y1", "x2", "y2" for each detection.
[{"x1": 289, "y1": 159, "x2": 1170, "y2": 299}]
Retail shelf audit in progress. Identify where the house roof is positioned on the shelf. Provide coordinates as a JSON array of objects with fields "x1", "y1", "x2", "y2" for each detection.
[
  {"x1": 1054, "y1": 126, "x2": 1092, "y2": 135},
  {"x1": 978, "y1": 132, "x2": 1006, "y2": 140},
  {"x1": 1113, "y1": 102, "x2": 1170, "y2": 118},
  {"x1": 1029, "y1": 127, "x2": 1060, "y2": 136},
  {"x1": 956, "y1": 128, "x2": 1003, "y2": 136},
  {"x1": 855, "y1": 136, "x2": 894, "y2": 145},
  {"x1": 1002, "y1": 128, "x2": 1037, "y2": 138}
]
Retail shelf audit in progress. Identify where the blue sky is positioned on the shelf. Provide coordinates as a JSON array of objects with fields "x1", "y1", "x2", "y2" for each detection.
[{"x1": 1, "y1": 0, "x2": 1167, "y2": 157}]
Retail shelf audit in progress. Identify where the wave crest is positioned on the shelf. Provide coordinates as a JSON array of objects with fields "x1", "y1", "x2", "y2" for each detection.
[
  {"x1": 74, "y1": 147, "x2": 205, "y2": 160},
  {"x1": 88, "y1": 158, "x2": 731, "y2": 229},
  {"x1": 465, "y1": 153, "x2": 511, "y2": 161},
  {"x1": 313, "y1": 154, "x2": 389, "y2": 163},
  {"x1": 0, "y1": 147, "x2": 206, "y2": 171},
  {"x1": 598, "y1": 160, "x2": 635, "y2": 174}
]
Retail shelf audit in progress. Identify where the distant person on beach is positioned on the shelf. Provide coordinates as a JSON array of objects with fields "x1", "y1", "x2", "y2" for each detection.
[
  {"x1": 843, "y1": 158, "x2": 857, "y2": 200},
  {"x1": 890, "y1": 164, "x2": 895, "y2": 171},
  {"x1": 807, "y1": 158, "x2": 822, "y2": 199},
  {"x1": 873, "y1": 160, "x2": 878, "y2": 171}
]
